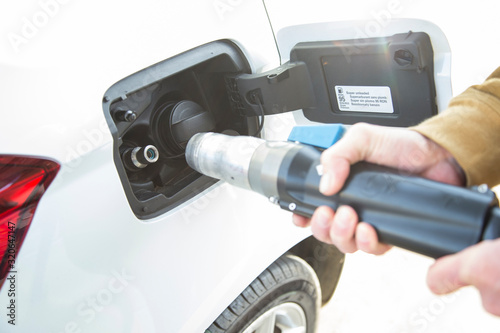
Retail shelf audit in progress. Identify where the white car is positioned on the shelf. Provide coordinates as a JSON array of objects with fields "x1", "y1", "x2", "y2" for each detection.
[{"x1": 1, "y1": 1, "x2": 498, "y2": 332}]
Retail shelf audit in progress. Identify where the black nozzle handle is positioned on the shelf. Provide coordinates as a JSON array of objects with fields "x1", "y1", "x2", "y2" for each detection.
[
  {"x1": 278, "y1": 146, "x2": 499, "y2": 258},
  {"x1": 484, "y1": 208, "x2": 500, "y2": 240}
]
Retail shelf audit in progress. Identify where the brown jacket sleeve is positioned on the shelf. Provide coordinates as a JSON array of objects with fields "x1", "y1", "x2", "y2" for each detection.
[{"x1": 412, "y1": 67, "x2": 500, "y2": 187}]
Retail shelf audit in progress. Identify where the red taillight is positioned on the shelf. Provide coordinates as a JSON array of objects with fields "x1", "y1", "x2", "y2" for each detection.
[{"x1": 0, "y1": 156, "x2": 59, "y2": 288}]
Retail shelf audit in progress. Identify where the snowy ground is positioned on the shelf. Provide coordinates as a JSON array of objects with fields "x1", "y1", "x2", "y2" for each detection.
[{"x1": 317, "y1": 248, "x2": 500, "y2": 333}]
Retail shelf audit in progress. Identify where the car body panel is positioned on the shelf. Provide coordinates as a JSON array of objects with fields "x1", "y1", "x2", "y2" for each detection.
[
  {"x1": 0, "y1": 1, "x2": 313, "y2": 332},
  {"x1": 2, "y1": 0, "x2": 498, "y2": 332}
]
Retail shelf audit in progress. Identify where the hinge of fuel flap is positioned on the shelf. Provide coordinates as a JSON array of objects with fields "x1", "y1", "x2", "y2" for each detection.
[
  {"x1": 225, "y1": 32, "x2": 438, "y2": 128},
  {"x1": 225, "y1": 61, "x2": 316, "y2": 117}
]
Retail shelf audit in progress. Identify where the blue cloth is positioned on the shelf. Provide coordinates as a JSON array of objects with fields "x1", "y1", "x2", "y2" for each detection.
[{"x1": 288, "y1": 124, "x2": 345, "y2": 149}]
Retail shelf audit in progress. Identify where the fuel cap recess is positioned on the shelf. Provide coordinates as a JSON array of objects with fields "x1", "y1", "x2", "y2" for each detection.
[{"x1": 152, "y1": 100, "x2": 216, "y2": 157}]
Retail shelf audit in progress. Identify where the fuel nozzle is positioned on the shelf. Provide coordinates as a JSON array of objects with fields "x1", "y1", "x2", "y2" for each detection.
[
  {"x1": 186, "y1": 132, "x2": 300, "y2": 197},
  {"x1": 122, "y1": 145, "x2": 159, "y2": 171},
  {"x1": 186, "y1": 132, "x2": 264, "y2": 190},
  {"x1": 186, "y1": 132, "x2": 500, "y2": 258}
]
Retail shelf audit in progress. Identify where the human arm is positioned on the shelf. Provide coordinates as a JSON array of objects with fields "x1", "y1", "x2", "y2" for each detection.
[{"x1": 293, "y1": 67, "x2": 500, "y2": 316}]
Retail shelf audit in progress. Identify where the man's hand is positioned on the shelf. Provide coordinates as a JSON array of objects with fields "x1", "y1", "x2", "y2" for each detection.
[
  {"x1": 427, "y1": 239, "x2": 500, "y2": 316},
  {"x1": 290, "y1": 123, "x2": 500, "y2": 316},
  {"x1": 293, "y1": 122, "x2": 465, "y2": 253}
]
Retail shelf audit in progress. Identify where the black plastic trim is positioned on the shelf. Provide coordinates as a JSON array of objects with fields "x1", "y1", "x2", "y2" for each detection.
[{"x1": 291, "y1": 31, "x2": 437, "y2": 126}]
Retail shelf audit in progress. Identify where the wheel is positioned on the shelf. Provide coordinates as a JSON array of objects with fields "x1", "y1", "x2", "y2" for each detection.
[{"x1": 206, "y1": 254, "x2": 322, "y2": 333}]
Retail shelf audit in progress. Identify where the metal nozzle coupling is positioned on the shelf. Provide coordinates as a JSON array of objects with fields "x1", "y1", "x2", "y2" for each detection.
[
  {"x1": 186, "y1": 132, "x2": 303, "y2": 200},
  {"x1": 185, "y1": 132, "x2": 264, "y2": 190}
]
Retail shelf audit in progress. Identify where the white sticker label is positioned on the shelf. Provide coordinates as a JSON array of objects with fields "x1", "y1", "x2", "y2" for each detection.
[{"x1": 335, "y1": 85, "x2": 394, "y2": 113}]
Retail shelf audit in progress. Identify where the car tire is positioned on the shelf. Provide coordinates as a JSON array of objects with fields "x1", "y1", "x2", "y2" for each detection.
[{"x1": 206, "y1": 254, "x2": 322, "y2": 333}]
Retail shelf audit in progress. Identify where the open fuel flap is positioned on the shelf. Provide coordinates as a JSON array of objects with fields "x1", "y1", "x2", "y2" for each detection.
[
  {"x1": 228, "y1": 31, "x2": 436, "y2": 126},
  {"x1": 103, "y1": 32, "x2": 437, "y2": 219}
]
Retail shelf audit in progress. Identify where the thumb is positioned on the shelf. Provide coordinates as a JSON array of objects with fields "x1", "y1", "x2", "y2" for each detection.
[{"x1": 427, "y1": 253, "x2": 468, "y2": 294}]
